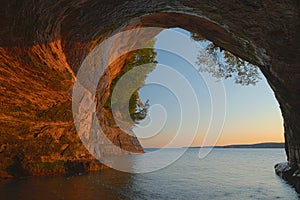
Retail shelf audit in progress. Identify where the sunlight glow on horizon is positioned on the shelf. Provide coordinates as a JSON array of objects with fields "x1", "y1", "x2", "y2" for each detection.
[{"x1": 133, "y1": 28, "x2": 284, "y2": 148}]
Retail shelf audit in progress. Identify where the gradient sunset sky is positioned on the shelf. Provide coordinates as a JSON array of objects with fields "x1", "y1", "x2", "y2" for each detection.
[{"x1": 133, "y1": 28, "x2": 284, "y2": 148}]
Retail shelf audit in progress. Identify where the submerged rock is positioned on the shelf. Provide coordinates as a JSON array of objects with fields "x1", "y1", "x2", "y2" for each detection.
[{"x1": 275, "y1": 162, "x2": 300, "y2": 193}]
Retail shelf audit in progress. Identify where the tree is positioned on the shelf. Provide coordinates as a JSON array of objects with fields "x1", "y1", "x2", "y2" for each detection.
[
  {"x1": 104, "y1": 40, "x2": 157, "y2": 126},
  {"x1": 192, "y1": 33, "x2": 262, "y2": 86}
]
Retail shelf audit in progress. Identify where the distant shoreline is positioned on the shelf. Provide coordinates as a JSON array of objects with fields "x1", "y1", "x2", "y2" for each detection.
[
  {"x1": 144, "y1": 142, "x2": 285, "y2": 149},
  {"x1": 185, "y1": 142, "x2": 284, "y2": 149}
]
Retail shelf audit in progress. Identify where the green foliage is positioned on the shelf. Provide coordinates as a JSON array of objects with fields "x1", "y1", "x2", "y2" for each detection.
[
  {"x1": 191, "y1": 33, "x2": 262, "y2": 86},
  {"x1": 104, "y1": 40, "x2": 157, "y2": 126},
  {"x1": 133, "y1": 99, "x2": 150, "y2": 121},
  {"x1": 190, "y1": 32, "x2": 206, "y2": 41}
]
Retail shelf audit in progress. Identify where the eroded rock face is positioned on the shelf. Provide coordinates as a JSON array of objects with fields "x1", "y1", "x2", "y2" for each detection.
[{"x1": 0, "y1": 0, "x2": 299, "y2": 177}]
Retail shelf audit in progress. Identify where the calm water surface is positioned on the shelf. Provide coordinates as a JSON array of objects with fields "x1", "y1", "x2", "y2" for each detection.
[{"x1": 0, "y1": 149, "x2": 298, "y2": 200}]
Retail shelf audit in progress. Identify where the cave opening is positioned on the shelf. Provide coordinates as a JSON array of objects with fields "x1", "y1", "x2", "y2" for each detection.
[
  {"x1": 125, "y1": 27, "x2": 285, "y2": 149},
  {"x1": 1, "y1": 1, "x2": 300, "y2": 198},
  {"x1": 81, "y1": 12, "x2": 289, "y2": 175},
  {"x1": 98, "y1": 21, "x2": 284, "y2": 150}
]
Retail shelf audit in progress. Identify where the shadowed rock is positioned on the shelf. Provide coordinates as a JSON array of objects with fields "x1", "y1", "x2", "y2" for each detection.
[{"x1": 0, "y1": 1, "x2": 299, "y2": 181}]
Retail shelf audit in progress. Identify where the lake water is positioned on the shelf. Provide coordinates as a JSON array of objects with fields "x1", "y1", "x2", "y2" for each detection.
[{"x1": 0, "y1": 148, "x2": 299, "y2": 200}]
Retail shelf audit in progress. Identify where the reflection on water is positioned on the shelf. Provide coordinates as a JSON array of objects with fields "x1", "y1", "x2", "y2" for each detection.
[
  {"x1": 0, "y1": 169, "x2": 133, "y2": 200},
  {"x1": 0, "y1": 149, "x2": 299, "y2": 200}
]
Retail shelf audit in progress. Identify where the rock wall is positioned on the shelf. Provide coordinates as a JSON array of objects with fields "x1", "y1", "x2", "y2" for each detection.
[
  {"x1": 0, "y1": 0, "x2": 299, "y2": 178},
  {"x1": 0, "y1": 18, "x2": 146, "y2": 177}
]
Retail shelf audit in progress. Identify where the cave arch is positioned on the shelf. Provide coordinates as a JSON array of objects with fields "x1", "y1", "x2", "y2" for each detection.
[
  {"x1": 0, "y1": 1, "x2": 299, "y2": 180},
  {"x1": 64, "y1": 9, "x2": 299, "y2": 168}
]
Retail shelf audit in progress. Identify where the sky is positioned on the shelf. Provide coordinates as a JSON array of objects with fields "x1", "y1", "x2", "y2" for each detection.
[{"x1": 132, "y1": 28, "x2": 284, "y2": 148}]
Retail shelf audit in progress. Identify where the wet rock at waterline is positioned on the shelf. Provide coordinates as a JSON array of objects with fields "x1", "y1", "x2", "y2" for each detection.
[{"x1": 0, "y1": 0, "x2": 299, "y2": 182}]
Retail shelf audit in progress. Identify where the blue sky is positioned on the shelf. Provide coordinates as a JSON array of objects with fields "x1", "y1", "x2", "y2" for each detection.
[{"x1": 133, "y1": 28, "x2": 284, "y2": 148}]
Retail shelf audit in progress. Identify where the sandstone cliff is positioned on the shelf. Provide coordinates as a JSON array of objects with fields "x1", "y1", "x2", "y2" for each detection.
[
  {"x1": 0, "y1": 26, "x2": 149, "y2": 178},
  {"x1": 0, "y1": 0, "x2": 299, "y2": 180}
]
